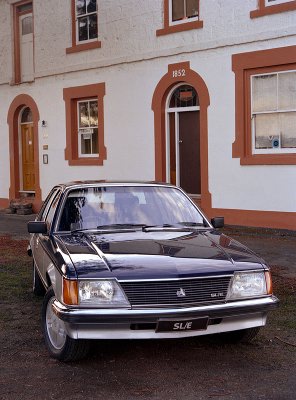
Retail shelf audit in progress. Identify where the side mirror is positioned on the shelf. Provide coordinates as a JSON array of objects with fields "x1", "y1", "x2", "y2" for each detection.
[
  {"x1": 211, "y1": 217, "x2": 224, "y2": 229},
  {"x1": 27, "y1": 221, "x2": 48, "y2": 234}
]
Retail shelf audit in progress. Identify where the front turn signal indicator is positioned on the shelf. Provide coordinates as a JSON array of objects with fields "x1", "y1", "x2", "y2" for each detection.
[
  {"x1": 63, "y1": 278, "x2": 78, "y2": 305},
  {"x1": 265, "y1": 271, "x2": 273, "y2": 295}
]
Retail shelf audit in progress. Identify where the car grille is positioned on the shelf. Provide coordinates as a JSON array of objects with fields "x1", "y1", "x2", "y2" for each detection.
[{"x1": 120, "y1": 276, "x2": 231, "y2": 308}]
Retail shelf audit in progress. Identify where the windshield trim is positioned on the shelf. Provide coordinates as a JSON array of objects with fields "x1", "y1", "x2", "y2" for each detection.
[{"x1": 53, "y1": 184, "x2": 211, "y2": 233}]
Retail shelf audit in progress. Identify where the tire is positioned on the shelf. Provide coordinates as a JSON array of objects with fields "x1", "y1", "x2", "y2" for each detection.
[
  {"x1": 42, "y1": 287, "x2": 90, "y2": 362},
  {"x1": 33, "y1": 262, "x2": 46, "y2": 296},
  {"x1": 218, "y1": 327, "x2": 261, "y2": 344}
]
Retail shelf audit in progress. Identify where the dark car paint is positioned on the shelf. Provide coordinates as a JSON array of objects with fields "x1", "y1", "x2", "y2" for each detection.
[
  {"x1": 29, "y1": 182, "x2": 267, "y2": 284},
  {"x1": 35, "y1": 228, "x2": 267, "y2": 282}
]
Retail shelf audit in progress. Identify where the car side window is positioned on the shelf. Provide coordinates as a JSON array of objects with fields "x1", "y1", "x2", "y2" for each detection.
[{"x1": 45, "y1": 191, "x2": 61, "y2": 229}]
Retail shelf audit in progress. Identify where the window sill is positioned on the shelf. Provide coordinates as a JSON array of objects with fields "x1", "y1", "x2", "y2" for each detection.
[
  {"x1": 156, "y1": 20, "x2": 203, "y2": 36},
  {"x1": 65, "y1": 153, "x2": 106, "y2": 166},
  {"x1": 66, "y1": 41, "x2": 101, "y2": 54},
  {"x1": 239, "y1": 153, "x2": 296, "y2": 165},
  {"x1": 250, "y1": 2, "x2": 296, "y2": 18}
]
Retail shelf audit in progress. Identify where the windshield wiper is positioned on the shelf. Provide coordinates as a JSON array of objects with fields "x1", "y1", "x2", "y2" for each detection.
[
  {"x1": 142, "y1": 224, "x2": 191, "y2": 232},
  {"x1": 176, "y1": 221, "x2": 208, "y2": 228},
  {"x1": 96, "y1": 223, "x2": 146, "y2": 230},
  {"x1": 70, "y1": 228, "x2": 96, "y2": 234}
]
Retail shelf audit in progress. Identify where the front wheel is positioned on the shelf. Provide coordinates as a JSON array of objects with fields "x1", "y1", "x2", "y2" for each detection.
[{"x1": 42, "y1": 287, "x2": 90, "y2": 362}]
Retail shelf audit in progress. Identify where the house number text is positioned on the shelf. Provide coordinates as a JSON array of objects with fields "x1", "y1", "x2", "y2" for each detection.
[{"x1": 172, "y1": 69, "x2": 186, "y2": 78}]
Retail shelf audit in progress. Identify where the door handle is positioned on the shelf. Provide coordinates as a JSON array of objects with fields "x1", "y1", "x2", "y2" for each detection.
[{"x1": 179, "y1": 140, "x2": 183, "y2": 144}]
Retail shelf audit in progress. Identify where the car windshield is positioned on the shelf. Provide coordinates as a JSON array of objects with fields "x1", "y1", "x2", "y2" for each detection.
[{"x1": 57, "y1": 186, "x2": 205, "y2": 231}]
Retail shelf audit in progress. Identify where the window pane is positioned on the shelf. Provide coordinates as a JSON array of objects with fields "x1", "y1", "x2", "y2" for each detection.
[
  {"x1": 81, "y1": 136, "x2": 92, "y2": 154},
  {"x1": 186, "y1": 0, "x2": 199, "y2": 18},
  {"x1": 45, "y1": 192, "x2": 60, "y2": 226},
  {"x1": 252, "y1": 74, "x2": 277, "y2": 112},
  {"x1": 92, "y1": 128, "x2": 99, "y2": 153},
  {"x1": 87, "y1": 0, "x2": 97, "y2": 13},
  {"x1": 280, "y1": 112, "x2": 296, "y2": 148},
  {"x1": 17, "y1": 3, "x2": 32, "y2": 13},
  {"x1": 88, "y1": 14, "x2": 98, "y2": 40},
  {"x1": 254, "y1": 113, "x2": 279, "y2": 149},
  {"x1": 22, "y1": 16, "x2": 33, "y2": 35},
  {"x1": 79, "y1": 102, "x2": 89, "y2": 127},
  {"x1": 278, "y1": 71, "x2": 296, "y2": 110},
  {"x1": 89, "y1": 101, "x2": 98, "y2": 127},
  {"x1": 172, "y1": 0, "x2": 184, "y2": 21},
  {"x1": 21, "y1": 107, "x2": 33, "y2": 123},
  {"x1": 76, "y1": 0, "x2": 86, "y2": 16},
  {"x1": 78, "y1": 17, "x2": 88, "y2": 41},
  {"x1": 169, "y1": 85, "x2": 199, "y2": 108}
]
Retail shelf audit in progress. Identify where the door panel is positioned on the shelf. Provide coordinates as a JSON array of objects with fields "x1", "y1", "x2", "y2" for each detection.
[
  {"x1": 179, "y1": 111, "x2": 200, "y2": 195},
  {"x1": 21, "y1": 124, "x2": 35, "y2": 191}
]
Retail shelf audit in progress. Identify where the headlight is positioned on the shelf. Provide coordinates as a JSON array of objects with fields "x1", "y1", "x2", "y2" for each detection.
[
  {"x1": 78, "y1": 280, "x2": 130, "y2": 307},
  {"x1": 227, "y1": 271, "x2": 268, "y2": 300}
]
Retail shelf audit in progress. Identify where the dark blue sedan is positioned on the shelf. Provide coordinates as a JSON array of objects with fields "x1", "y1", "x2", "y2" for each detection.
[{"x1": 27, "y1": 182, "x2": 279, "y2": 361}]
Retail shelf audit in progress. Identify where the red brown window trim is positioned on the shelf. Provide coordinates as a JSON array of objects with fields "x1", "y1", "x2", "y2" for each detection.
[
  {"x1": 232, "y1": 45, "x2": 296, "y2": 165},
  {"x1": 156, "y1": 0, "x2": 203, "y2": 36},
  {"x1": 12, "y1": 0, "x2": 33, "y2": 84},
  {"x1": 250, "y1": 0, "x2": 296, "y2": 18},
  {"x1": 63, "y1": 83, "x2": 107, "y2": 166},
  {"x1": 66, "y1": 0, "x2": 101, "y2": 54}
]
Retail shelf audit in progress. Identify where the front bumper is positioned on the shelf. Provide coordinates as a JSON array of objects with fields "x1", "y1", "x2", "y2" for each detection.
[{"x1": 52, "y1": 295, "x2": 279, "y2": 340}]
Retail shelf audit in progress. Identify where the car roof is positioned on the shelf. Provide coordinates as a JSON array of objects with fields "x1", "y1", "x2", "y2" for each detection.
[{"x1": 55, "y1": 181, "x2": 174, "y2": 191}]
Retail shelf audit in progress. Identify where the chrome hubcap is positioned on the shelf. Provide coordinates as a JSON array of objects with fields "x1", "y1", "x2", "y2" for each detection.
[{"x1": 46, "y1": 297, "x2": 66, "y2": 350}]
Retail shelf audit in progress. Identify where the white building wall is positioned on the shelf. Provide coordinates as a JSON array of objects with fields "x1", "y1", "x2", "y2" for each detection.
[{"x1": 0, "y1": 0, "x2": 296, "y2": 216}]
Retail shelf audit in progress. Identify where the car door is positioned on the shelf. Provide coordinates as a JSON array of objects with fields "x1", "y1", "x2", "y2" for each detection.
[{"x1": 32, "y1": 189, "x2": 61, "y2": 280}]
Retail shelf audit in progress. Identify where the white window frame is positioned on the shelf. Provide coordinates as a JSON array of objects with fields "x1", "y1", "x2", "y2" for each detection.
[
  {"x1": 251, "y1": 69, "x2": 296, "y2": 155},
  {"x1": 169, "y1": 0, "x2": 199, "y2": 26},
  {"x1": 75, "y1": 0, "x2": 98, "y2": 44},
  {"x1": 265, "y1": 0, "x2": 295, "y2": 6},
  {"x1": 77, "y1": 99, "x2": 99, "y2": 158}
]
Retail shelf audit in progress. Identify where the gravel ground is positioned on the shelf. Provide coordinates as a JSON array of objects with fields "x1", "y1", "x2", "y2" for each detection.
[{"x1": 0, "y1": 215, "x2": 295, "y2": 400}]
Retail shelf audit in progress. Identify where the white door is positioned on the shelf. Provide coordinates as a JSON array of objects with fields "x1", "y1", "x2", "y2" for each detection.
[{"x1": 19, "y1": 13, "x2": 34, "y2": 82}]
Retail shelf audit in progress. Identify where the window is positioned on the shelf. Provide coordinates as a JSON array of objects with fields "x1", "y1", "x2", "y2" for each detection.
[
  {"x1": 77, "y1": 99, "x2": 99, "y2": 157},
  {"x1": 250, "y1": 0, "x2": 296, "y2": 18},
  {"x1": 63, "y1": 83, "x2": 106, "y2": 166},
  {"x1": 265, "y1": 0, "x2": 295, "y2": 5},
  {"x1": 171, "y1": 0, "x2": 199, "y2": 24},
  {"x1": 38, "y1": 189, "x2": 60, "y2": 221},
  {"x1": 252, "y1": 71, "x2": 296, "y2": 153},
  {"x1": 76, "y1": 0, "x2": 97, "y2": 42},
  {"x1": 232, "y1": 45, "x2": 296, "y2": 165},
  {"x1": 156, "y1": 0, "x2": 202, "y2": 36},
  {"x1": 66, "y1": 0, "x2": 101, "y2": 54},
  {"x1": 13, "y1": 1, "x2": 34, "y2": 83},
  {"x1": 45, "y1": 191, "x2": 61, "y2": 228}
]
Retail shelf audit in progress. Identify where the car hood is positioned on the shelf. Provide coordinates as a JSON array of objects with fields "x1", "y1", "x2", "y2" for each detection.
[{"x1": 58, "y1": 229, "x2": 266, "y2": 280}]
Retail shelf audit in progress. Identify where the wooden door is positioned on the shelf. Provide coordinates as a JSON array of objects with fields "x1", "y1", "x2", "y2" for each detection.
[
  {"x1": 179, "y1": 111, "x2": 200, "y2": 195},
  {"x1": 21, "y1": 124, "x2": 35, "y2": 191}
]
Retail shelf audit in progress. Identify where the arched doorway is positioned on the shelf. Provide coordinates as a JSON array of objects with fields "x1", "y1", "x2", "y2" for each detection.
[
  {"x1": 152, "y1": 61, "x2": 212, "y2": 213},
  {"x1": 166, "y1": 84, "x2": 200, "y2": 195},
  {"x1": 7, "y1": 94, "x2": 41, "y2": 211}
]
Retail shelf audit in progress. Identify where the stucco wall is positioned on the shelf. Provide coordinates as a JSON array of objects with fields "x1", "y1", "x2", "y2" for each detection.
[
  {"x1": 0, "y1": 0, "x2": 296, "y2": 220},
  {"x1": 1, "y1": 0, "x2": 296, "y2": 83}
]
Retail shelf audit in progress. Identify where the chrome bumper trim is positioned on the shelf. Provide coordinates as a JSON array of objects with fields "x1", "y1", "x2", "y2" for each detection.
[{"x1": 52, "y1": 295, "x2": 279, "y2": 324}]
